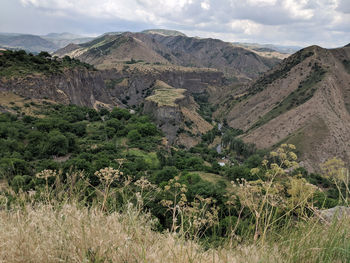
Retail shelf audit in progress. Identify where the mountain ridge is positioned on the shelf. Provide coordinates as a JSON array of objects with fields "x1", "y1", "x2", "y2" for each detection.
[{"x1": 54, "y1": 32, "x2": 281, "y2": 80}]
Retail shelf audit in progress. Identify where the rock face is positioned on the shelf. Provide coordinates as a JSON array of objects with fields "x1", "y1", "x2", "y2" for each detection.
[
  {"x1": 0, "y1": 68, "x2": 117, "y2": 109},
  {"x1": 100, "y1": 67, "x2": 224, "y2": 107},
  {"x1": 102, "y1": 68, "x2": 220, "y2": 145},
  {"x1": 221, "y1": 45, "x2": 350, "y2": 170}
]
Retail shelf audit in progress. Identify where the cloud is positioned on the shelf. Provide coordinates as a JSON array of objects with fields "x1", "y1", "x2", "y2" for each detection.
[
  {"x1": 337, "y1": 0, "x2": 350, "y2": 14},
  {"x1": 0, "y1": 0, "x2": 347, "y2": 47}
]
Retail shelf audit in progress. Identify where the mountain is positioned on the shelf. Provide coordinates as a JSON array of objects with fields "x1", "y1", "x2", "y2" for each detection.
[
  {"x1": 232, "y1": 42, "x2": 301, "y2": 54},
  {"x1": 41, "y1": 32, "x2": 94, "y2": 49},
  {"x1": 54, "y1": 32, "x2": 281, "y2": 80},
  {"x1": 0, "y1": 32, "x2": 94, "y2": 53},
  {"x1": 219, "y1": 44, "x2": 350, "y2": 170},
  {"x1": 0, "y1": 33, "x2": 57, "y2": 53}
]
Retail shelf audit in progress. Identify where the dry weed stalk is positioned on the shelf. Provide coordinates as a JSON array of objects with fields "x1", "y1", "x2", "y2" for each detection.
[
  {"x1": 321, "y1": 157, "x2": 350, "y2": 205},
  {"x1": 161, "y1": 176, "x2": 219, "y2": 239},
  {"x1": 230, "y1": 144, "x2": 317, "y2": 243}
]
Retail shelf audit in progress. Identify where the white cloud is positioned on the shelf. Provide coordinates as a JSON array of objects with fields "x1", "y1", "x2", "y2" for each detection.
[
  {"x1": 201, "y1": 0, "x2": 210, "y2": 10},
  {"x1": 8, "y1": 0, "x2": 349, "y2": 47},
  {"x1": 282, "y1": 0, "x2": 314, "y2": 20}
]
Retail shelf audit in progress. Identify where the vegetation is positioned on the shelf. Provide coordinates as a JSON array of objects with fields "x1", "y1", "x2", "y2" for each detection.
[
  {"x1": 0, "y1": 50, "x2": 95, "y2": 77},
  {"x1": 0, "y1": 102, "x2": 348, "y2": 262},
  {"x1": 343, "y1": 59, "x2": 350, "y2": 74},
  {"x1": 193, "y1": 91, "x2": 217, "y2": 123},
  {"x1": 1, "y1": 143, "x2": 349, "y2": 262}
]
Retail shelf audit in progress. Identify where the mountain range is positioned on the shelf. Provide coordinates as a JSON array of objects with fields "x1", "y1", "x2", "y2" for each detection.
[{"x1": 54, "y1": 31, "x2": 280, "y2": 80}]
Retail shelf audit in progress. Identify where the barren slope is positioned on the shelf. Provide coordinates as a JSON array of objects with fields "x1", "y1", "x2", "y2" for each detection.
[{"x1": 224, "y1": 45, "x2": 350, "y2": 170}]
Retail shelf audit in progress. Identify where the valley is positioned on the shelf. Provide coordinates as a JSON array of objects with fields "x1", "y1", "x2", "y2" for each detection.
[{"x1": 1, "y1": 27, "x2": 350, "y2": 263}]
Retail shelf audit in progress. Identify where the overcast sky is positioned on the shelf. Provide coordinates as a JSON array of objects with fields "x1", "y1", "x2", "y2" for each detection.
[{"x1": 0, "y1": 0, "x2": 349, "y2": 48}]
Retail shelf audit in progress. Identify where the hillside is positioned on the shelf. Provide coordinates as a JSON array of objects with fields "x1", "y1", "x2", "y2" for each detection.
[
  {"x1": 0, "y1": 34, "x2": 57, "y2": 53},
  {"x1": 220, "y1": 44, "x2": 350, "y2": 170},
  {"x1": 54, "y1": 32, "x2": 281, "y2": 80},
  {"x1": 0, "y1": 32, "x2": 94, "y2": 53}
]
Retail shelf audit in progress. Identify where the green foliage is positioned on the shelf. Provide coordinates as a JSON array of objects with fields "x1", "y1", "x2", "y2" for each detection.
[
  {"x1": 0, "y1": 50, "x2": 95, "y2": 78},
  {"x1": 45, "y1": 130, "x2": 69, "y2": 156},
  {"x1": 0, "y1": 103, "x2": 343, "y2": 247},
  {"x1": 192, "y1": 91, "x2": 217, "y2": 123}
]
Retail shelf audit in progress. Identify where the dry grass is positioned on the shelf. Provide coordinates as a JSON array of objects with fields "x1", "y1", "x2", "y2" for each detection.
[
  {"x1": 0, "y1": 91, "x2": 54, "y2": 117},
  {"x1": 1, "y1": 201, "x2": 350, "y2": 262},
  {"x1": 0, "y1": 203, "x2": 270, "y2": 263},
  {"x1": 146, "y1": 80, "x2": 186, "y2": 107}
]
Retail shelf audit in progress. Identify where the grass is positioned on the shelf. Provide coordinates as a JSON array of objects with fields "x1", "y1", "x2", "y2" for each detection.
[
  {"x1": 127, "y1": 148, "x2": 160, "y2": 169},
  {"x1": 0, "y1": 92, "x2": 52, "y2": 117},
  {"x1": 1, "y1": 201, "x2": 350, "y2": 262},
  {"x1": 146, "y1": 80, "x2": 186, "y2": 107},
  {"x1": 276, "y1": 117, "x2": 329, "y2": 157},
  {"x1": 190, "y1": 171, "x2": 234, "y2": 192},
  {"x1": 248, "y1": 49, "x2": 314, "y2": 96}
]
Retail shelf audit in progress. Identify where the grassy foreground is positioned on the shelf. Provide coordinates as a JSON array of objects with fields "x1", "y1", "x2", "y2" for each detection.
[{"x1": 0, "y1": 201, "x2": 349, "y2": 263}]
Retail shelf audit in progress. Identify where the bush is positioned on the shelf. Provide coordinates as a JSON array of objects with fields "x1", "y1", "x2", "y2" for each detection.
[{"x1": 45, "y1": 131, "x2": 69, "y2": 156}]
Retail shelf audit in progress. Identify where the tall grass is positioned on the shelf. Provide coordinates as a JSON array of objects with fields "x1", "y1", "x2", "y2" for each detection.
[{"x1": 0, "y1": 201, "x2": 349, "y2": 262}]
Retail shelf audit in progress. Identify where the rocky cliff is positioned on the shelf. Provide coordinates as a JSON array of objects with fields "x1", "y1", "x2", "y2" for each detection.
[
  {"x1": 0, "y1": 68, "x2": 117, "y2": 109},
  {"x1": 0, "y1": 62, "x2": 222, "y2": 146}
]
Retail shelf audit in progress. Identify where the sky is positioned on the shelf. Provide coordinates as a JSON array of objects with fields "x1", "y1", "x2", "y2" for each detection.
[{"x1": 0, "y1": 0, "x2": 349, "y2": 48}]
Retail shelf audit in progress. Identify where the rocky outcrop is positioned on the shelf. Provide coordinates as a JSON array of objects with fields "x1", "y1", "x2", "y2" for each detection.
[
  {"x1": 143, "y1": 100, "x2": 183, "y2": 144},
  {"x1": 100, "y1": 67, "x2": 224, "y2": 107}
]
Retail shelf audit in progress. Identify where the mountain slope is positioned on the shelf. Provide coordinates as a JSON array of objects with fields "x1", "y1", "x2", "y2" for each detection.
[
  {"x1": 222, "y1": 44, "x2": 350, "y2": 170},
  {"x1": 41, "y1": 32, "x2": 94, "y2": 49},
  {"x1": 54, "y1": 32, "x2": 280, "y2": 80},
  {"x1": 0, "y1": 34, "x2": 57, "y2": 53},
  {"x1": 0, "y1": 32, "x2": 95, "y2": 53}
]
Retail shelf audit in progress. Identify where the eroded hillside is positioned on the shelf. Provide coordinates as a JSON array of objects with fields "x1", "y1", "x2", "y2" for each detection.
[{"x1": 220, "y1": 44, "x2": 350, "y2": 170}]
